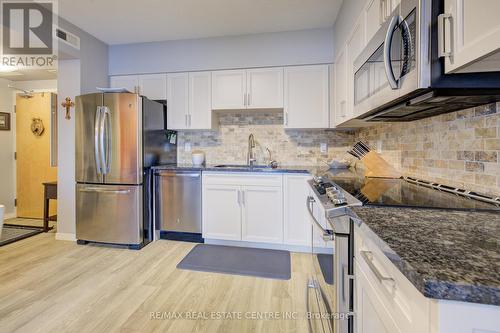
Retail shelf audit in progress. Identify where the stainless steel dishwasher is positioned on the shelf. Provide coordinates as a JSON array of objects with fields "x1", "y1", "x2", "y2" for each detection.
[{"x1": 154, "y1": 170, "x2": 203, "y2": 242}]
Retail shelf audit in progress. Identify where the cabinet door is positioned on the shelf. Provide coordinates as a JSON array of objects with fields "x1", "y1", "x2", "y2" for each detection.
[
  {"x1": 241, "y1": 186, "x2": 283, "y2": 244},
  {"x1": 109, "y1": 75, "x2": 139, "y2": 93},
  {"x1": 246, "y1": 68, "x2": 283, "y2": 109},
  {"x1": 202, "y1": 185, "x2": 241, "y2": 241},
  {"x1": 166, "y1": 73, "x2": 189, "y2": 130},
  {"x1": 365, "y1": 0, "x2": 382, "y2": 43},
  {"x1": 189, "y1": 71, "x2": 213, "y2": 129},
  {"x1": 283, "y1": 174, "x2": 312, "y2": 246},
  {"x1": 346, "y1": 19, "x2": 365, "y2": 121},
  {"x1": 211, "y1": 70, "x2": 246, "y2": 109},
  {"x1": 139, "y1": 74, "x2": 167, "y2": 100},
  {"x1": 284, "y1": 65, "x2": 329, "y2": 129},
  {"x1": 334, "y1": 47, "x2": 348, "y2": 126},
  {"x1": 443, "y1": 0, "x2": 500, "y2": 73},
  {"x1": 355, "y1": 260, "x2": 401, "y2": 333}
]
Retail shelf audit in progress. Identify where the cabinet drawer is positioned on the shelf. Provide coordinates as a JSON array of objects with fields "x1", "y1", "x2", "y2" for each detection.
[
  {"x1": 355, "y1": 226, "x2": 430, "y2": 333},
  {"x1": 202, "y1": 172, "x2": 282, "y2": 187}
]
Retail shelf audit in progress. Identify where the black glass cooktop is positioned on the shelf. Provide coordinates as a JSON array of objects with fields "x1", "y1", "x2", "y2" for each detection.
[{"x1": 329, "y1": 175, "x2": 500, "y2": 211}]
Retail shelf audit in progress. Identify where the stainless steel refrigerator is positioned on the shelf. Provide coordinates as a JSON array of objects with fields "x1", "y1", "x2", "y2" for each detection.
[{"x1": 75, "y1": 92, "x2": 176, "y2": 249}]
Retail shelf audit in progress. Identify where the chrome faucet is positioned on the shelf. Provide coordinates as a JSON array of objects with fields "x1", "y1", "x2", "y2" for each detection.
[{"x1": 247, "y1": 134, "x2": 257, "y2": 166}]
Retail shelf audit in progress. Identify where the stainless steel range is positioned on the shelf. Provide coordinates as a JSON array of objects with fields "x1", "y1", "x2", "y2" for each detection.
[{"x1": 306, "y1": 176, "x2": 362, "y2": 333}]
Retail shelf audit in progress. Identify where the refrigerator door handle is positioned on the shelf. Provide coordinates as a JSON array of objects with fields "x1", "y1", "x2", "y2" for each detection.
[
  {"x1": 100, "y1": 106, "x2": 111, "y2": 174},
  {"x1": 94, "y1": 106, "x2": 103, "y2": 174},
  {"x1": 79, "y1": 187, "x2": 131, "y2": 194}
]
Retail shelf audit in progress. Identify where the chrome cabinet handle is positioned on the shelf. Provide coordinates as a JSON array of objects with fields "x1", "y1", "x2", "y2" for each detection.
[
  {"x1": 247, "y1": 93, "x2": 251, "y2": 107},
  {"x1": 360, "y1": 251, "x2": 396, "y2": 289},
  {"x1": 188, "y1": 114, "x2": 192, "y2": 127},
  {"x1": 438, "y1": 13, "x2": 453, "y2": 58},
  {"x1": 237, "y1": 190, "x2": 241, "y2": 205},
  {"x1": 340, "y1": 100, "x2": 347, "y2": 118},
  {"x1": 284, "y1": 112, "x2": 288, "y2": 126},
  {"x1": 383, "y1": 15, "x2": 401, "y2": 89},
  {"x1": 94, "y1": 106, "x2": 102, "y2": 174},
  {"x1": 241, "y1": 190, "x2": 245, "y2": 205}
]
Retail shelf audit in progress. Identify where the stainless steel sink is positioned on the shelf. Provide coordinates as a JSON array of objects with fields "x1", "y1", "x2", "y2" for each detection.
[{"x1": 213, "y1": 164, "x2": 279, "y2": 171}]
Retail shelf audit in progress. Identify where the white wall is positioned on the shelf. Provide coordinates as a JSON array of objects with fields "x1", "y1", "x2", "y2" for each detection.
[
  {"x1": 332, "y1": 0, "x2": 366, "y2": 60},
  {"x1": 56, "y1": 60, "x2": 80, "y2": 240},
  {"x1": 56, "y1": 18, "x2": 108, "y2": 241},
  {"x1": 109, "y1": 28, "x2": 334, "y2": 75},
  {"x1": 0, "y1": 79, "x2": 15, "y2": 218}
]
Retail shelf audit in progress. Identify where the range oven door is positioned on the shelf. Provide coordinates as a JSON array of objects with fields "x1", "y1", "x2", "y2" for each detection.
[
  {"x1": 354, "y1": 3, "x2": 418, "y2": 119},
  {"x1": 306, "y1": 195, "x2": 334, "y2": 333}
]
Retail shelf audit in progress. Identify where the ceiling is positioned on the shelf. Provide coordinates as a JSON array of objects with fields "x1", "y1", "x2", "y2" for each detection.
[{"x1": 59, "y1": 0, "x2": 343, "y2": 45}]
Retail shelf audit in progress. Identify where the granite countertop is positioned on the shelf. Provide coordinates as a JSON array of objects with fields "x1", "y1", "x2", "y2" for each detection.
[
  {"x1": 349, "y1": 206, "x2": 500, "y2": 306},
  {"x1": 151, "y1": 163, "x2": 321, "y2": 174}
]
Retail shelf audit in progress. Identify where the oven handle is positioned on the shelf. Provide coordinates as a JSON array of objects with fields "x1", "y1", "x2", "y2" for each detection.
[
  {"x1": 383, "y1": 15, "x2": 400, "y2": 89},
  {"x1": 306, "y1": 196, "x2": 334, "y2": 241}
]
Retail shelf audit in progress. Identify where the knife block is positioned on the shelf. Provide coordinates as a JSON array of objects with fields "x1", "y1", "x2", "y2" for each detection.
[{"x1": 361, "y1": 151, "x2": 402, "y2": 179}]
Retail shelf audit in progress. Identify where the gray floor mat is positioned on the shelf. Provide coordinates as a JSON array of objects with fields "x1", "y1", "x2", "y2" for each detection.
[
  {"x1": 0, "y1": 225, "x2": 43, "y2": 246},
  {"x1": 177, "y1": 244, "x2": 291, "y2": 280}
]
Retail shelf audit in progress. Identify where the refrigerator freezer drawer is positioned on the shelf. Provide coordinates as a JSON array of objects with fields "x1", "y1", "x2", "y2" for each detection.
[{"x1": 76, "y1": 184, "x2": 143, "y2": 245}]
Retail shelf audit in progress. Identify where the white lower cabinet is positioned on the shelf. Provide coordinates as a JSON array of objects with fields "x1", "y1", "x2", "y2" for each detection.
[
  {"x1": 242, "y1": 186, "x2": 283, "y2": 244},
  {"x1": 202, "y1": 184, "x2": 241, "y2": 240},
  {"x1": 283, "y1": 174, "x2": 312, "y2": 246},
  {"x1": 202, "y1": 172, "x2": 327, "y2": 251}
]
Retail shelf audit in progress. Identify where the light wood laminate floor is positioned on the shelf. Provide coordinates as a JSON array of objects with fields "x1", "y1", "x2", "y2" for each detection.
[{"x1": 0, "y1": 232, "x2": 313, "y2": 333}]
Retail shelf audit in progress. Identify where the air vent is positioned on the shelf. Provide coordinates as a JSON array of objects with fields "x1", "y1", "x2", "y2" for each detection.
[{"x1": 55, "y1": 27, "x2": 80, "y2": 50}]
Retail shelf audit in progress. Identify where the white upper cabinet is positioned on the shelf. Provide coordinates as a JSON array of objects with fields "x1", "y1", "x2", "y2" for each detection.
[
  {"x1": 110, "y1": 74, "x2": 167, "y2": 100},
  {"x1": 212, "y1": 68, "x2": 284, "y2": 110},
  {"x1": 347, "y1": 18, "x2": 366, "y2": 120},
  {"x1": 110, "y1": 75, "x2": 139, "y2": 94},
  {"x1": 166, "y1": 73, "x2": 189, "y2": 130},
  {"x1": 138, "y1": 74, "x2": 167, "y2": 100},
  {"x1": 441, "y1": 0, "x2": 500, "y2": 73},
  {"x1": 188, "y1": 71, "x2": 214, "y2": 130},
  {"x1": 167, "y1": 72, "x2": 214, "y2": 130},
  {"x1": 364, "y1": 0, "x2": 382, "y2": 43},
  {"x1": 334, "y1": 47, "x2": 348, "y2": 127},
  {"x1": 246, "y1": 68, "x2": 284, "y2": 109},
  {"x1": 284, "y1": 65, "x2": 330, "y2": 129},
  {"x1": 211, "y1": 70, "x2": 247, "y2": 109}
]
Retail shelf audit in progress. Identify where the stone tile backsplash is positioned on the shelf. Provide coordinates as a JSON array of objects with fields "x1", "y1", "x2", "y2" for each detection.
[
  {"x1": 176, "y1": 103, "x2": 500, "y2": 196},
  {"x1": 177, "y1": 110, "x2": 355, "y2": 166},
  {"x1": 355, "y1": 103, "x2": 500, "y2": 196}
]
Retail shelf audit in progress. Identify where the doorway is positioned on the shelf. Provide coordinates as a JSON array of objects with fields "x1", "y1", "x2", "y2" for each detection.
[{"x1": 15, "y1": 92, "x2": 58, "y2": 219}]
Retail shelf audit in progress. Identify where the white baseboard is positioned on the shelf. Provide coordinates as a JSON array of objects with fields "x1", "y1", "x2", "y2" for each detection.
[
  {"x1": 4, "y1": 213, "x2": 17, "y2": 220},
  {"x1": 55, "y1": 232, "x2": 77, "y2": 242}
]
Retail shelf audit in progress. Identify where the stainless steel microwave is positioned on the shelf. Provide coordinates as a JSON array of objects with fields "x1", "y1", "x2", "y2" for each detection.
[{"x1": 354, "y1": 0, "x2": 500, "y2": 122}]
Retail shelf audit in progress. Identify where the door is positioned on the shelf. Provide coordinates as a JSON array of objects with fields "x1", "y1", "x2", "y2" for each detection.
[
  {"x1": 139, "y1": 74, "x2": 167, "y2": 100},
  {"x1": 189, "y1": 71, "x2": 213, "y2": 129},
  {"x1": 211, "y1": 70, "x2": 246, "y2": 109},
  {"x1": 284, "y1": 65, "x2": 329, "y2": 129},
  {"x1": 167, "y1": 73, "x2": 189, "y2": 130},
  {"x1": 202, "y1": 184, "x2": 241, "y2": 240},
  {"x1": 102, "y1": 93, "x2": 142, "y2": 185},
  {"x1": 241, "y1": 186, "x2": 283, "y2": 244},
  {"x1": 110, "y1": 75, "x2": 139, "y2": 93},
  {"x1": 283, "y1": 174, "x2": 311, "y2": 246},
  {"x1": 15, "y1": 93, "x2": 58, "y2": 218},
  {"x1": 75, "y1": 93, "x2": 103, "y2": 184},
  {"x1": 76, "y1": 183, "x2": 142, "y2": 244},
  {"x1": 442, "y1": 0, "x2": 500, "y2": 73},
  {"x1": 157, "y1": 171, "x2": 202, "y2": 233},
  {"x1": 246, "y1": 68, "x2": 284, "y2": 109}
]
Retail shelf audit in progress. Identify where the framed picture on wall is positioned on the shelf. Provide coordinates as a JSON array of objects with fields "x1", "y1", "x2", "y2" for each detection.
[{"x1": 0, "y1": 112, "x2": 10, "y2": 131}]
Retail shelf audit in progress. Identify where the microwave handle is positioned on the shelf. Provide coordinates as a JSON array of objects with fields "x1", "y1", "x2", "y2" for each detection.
[{"x1": 383, "y1": 15, "x2": 400, "y2": 89}]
